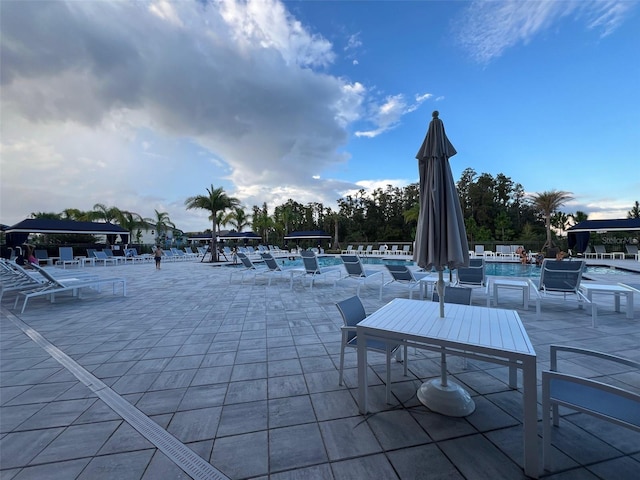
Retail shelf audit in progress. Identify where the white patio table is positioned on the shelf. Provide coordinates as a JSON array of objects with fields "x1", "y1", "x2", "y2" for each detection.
[{"x1": 356, "y1": 298, "x2": 538, "y2": 478}]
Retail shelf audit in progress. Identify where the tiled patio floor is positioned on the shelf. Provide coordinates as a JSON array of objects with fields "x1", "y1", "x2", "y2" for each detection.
[{"x1": 1, "y1": 257, "x2": 639, "y2": 479}]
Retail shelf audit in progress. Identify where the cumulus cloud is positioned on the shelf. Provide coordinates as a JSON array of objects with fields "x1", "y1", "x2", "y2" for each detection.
[
  {"x1": 0, "y1": 0, "x2": 374, "y2": 230},
  {"x1": 455, "y1": 0, "x2": 637, "y2": 64}
]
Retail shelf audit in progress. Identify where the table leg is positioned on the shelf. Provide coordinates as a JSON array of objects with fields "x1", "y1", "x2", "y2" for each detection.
[
  {"x1": 626, "y1": 292, "x2": 634, "y2": 319},
  {"x1": 357, "y1": 330, "x2": 368, "y2": 414},
  {"x1": 614, "y1": 293, "x2": 621, "y2": 313},
  {"x1": 523, "y1": 286, "x2": 529, "y2": 309},
  {"x1": 522, "y1": 356, "x2": 539, "y2": 478}
]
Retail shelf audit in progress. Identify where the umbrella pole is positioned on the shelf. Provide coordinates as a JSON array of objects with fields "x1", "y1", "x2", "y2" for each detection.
[{"x1": 437, "y1": 270, "x2": 445, "y2": 318}]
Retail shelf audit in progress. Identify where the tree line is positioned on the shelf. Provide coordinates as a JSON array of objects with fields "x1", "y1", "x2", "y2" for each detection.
[{"x1": 19, "y1": 172, "x2": 640, "y2": 252}]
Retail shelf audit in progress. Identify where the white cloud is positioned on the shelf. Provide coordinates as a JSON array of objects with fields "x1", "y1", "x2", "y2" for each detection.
[
  {"x1": 0, "y1": 0, "x2": 372, "y2": 231},
  {"x1": 455, "y1": 0, "x2": 637, "y2": 64},
  {"x1": 355, "y1": 92, "x2": 432, "y2": 138}
]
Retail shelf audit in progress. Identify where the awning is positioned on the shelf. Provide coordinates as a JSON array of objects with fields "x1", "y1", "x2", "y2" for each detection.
[
  {"x1": 5, "y1": 219, "x2": 129, "y2": 235},
  {"x1": 219, "y1": 232, "x2": 262, "y2": 240},
  {"x1": 567, "y1": 219, "x2": 640, "y2": 233},
  {"x1": 284, "y1": 230, "x2": 331, "y2": 240}
]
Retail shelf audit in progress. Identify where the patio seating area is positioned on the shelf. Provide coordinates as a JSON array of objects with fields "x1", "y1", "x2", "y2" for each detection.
[{"x1": 1, "y1": 259, "x2": 639, "y2": 479}]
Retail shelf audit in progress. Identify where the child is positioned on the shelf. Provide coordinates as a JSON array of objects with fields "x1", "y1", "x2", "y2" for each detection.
[{"x1": 154, "y1": 246, "x2": 162, "y2": 270}]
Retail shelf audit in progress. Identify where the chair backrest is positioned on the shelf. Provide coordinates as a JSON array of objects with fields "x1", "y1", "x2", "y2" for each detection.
[
  {"x1": 336, "y1": 296, "x2": 367, "y2": 342},
  {"x1": 457, "y1": 258, "x2": 485, "y2": 286},
  {"x1": 346, "y1": 245, "x2": 353, "y2": 252},
  {"x1": 300, "y1": 250, "x2": 320, "y2": 274},
  {"x1": 402, "y1": 245, "x2": 410, "y2": 252},
  {"x1": 30, "y1": 264, "x2": 63, "y2": 287},
  {"x1": 260, "y1": 253, "x2": 281, "y2": 271},
  {"x1": 432, "y1": 286, "x2": 472, "y2": 305},
  {"x1": 34, "y1": 249, "x2": 49, "y2": 260},
  {"x1": 340, "y1": 255, "x2": 365, "y2": 277},
  {"x1": 625, "y1": 244, "x2": 638, "y2": 255},
  {"x1": 496, "y1": 245, "x2": 508, "y2": 255},
  {"x1": 94, "y1": 251, "x2": 108, "y2": 260},
  {"x1": 103, "y1": 248, "x2": 115, "y2": 257},
  {"x1": 58, "y1": 247, "x2": 74, "y2": 261},
  {"x1": 539, "y1": 259, "x2": 584, "y2": 293},
  {"x1": 594, "y1": 245, "x2": 606, "y2": 254},
  {"x1": 87, "y1": 248, "x2": 97, "y2": 258},
  {"x1": 356, "y1": 245, "x2": 364, "y2": 253},
  {"x1": 474, "y1": 245, "x2": 485, "y2": 255},
  {"x1": 391, "y1": 245, "x2": 398, "y2": 253},
  {"x1": 236, "y1": 252, "x2": 256, "y2": 269},
  {"x1": 385, "y1": 264, "x2": 415, "y2": 282}
]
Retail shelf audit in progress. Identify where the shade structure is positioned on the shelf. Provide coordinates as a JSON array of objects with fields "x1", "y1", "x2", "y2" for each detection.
[
  {"x1": 413, "y1": 111, "x2": 473, "y2": 417},
  {"x1": 284, "y1": 230, "x2": 331, "y2": 240},
  {"x1": 219, "y1": 232, "x2": 261, "y2": 241}
]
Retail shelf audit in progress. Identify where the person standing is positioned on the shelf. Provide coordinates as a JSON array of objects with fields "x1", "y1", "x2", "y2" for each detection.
[{"x1": 154, "y1": 246, "x2": 162, "y2": 270}]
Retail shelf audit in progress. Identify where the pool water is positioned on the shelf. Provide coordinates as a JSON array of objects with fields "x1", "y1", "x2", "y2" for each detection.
[{"x1": 276, "y1": 256, "x2": 632, "y2": 278}]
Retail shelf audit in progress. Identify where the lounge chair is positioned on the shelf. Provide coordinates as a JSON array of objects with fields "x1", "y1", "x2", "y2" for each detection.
[
  {"x1": 337, "y1": 255, "x2": 384, "y2": 299},
  {"x1": 55, "y1": 247, "x2": 80, "y2": 269},
  {"x1": 34, "y1": 249, "x2": 55, "y2": 266},
  {"x1": 341, "y1": 245, "x2": 353, "y2": 254},
  {"x1": 455, "y1": 258, "x2": 486, "y2": 289},
  {"x1": 384, "y1": 264, "x2": 437, "y2": 299},
  {"x1": 103, "y1": 248, "x2": 126, "y2": 265},
  {"x1": 529, "y1": 259, "x2": 596, "y2": 326},
  {"x1": 401, "y1": 245, "x2": 411, "y2": 255},
  {"x1": 14, "y1": 264, "x2": 126, "y2": 313},
  {"x1": 336, "y1": 296, "x2": 407, "y2": 404},
  {"x1": 231, "y1": 252, "x2": 268, "y2": 284},
  {"x1": 625, "y1": 244, "x2": 639, "y2": 261},
  {"x1": 474, "y1": 245, "x2": 485, "y2": 257},
  {"x1": 389, "y1": 245, "x2": 399, "y2": 255},
  {"x1": 260, "y1": 252, "x2": 303, "y2": 288},
  {"x1": 542, "y1": 345, "x2": 640, "y2": 471},
  {"x1": 299, "y1": 251, "x2": 341, "y2": 289},
  {"x1": 92, "y1": 251, "x2": 119, "y2": 266}
]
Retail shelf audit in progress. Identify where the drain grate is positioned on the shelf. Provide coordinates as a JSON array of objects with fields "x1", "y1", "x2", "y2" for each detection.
[{"x1": 5, "y1": 310, "x2": 229, "y2": 480}]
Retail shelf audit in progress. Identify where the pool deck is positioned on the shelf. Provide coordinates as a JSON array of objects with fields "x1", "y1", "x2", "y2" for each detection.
[{"x1": 1, "y1": 257, "x2": 639, "y2": 479}]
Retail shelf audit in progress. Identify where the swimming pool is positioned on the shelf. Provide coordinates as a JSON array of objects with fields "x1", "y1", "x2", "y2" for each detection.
[{"x1": 275, "y1": 256, "x2": 633, "y2": 278}]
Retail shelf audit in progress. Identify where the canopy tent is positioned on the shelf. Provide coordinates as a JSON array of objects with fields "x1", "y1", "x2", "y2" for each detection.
[
  {"x1": 284, "y1": 230, "x2": 331, "y2": 240},
  {"x1": 4, "y1": 219, "x2": 130, "y2": 246},
  {"x1": 567, "y1": 219, "x2": 640, "y2": 254}
]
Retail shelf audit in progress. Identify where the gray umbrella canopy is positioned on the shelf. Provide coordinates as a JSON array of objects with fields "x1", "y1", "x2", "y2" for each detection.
[{"x1": 413, "y1": 111, "x2": 469, "y2": 316}]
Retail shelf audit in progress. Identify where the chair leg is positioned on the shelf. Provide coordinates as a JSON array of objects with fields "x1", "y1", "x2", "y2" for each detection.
[
  {"x1": 385, "y1": 345, "x2": 392, "y2": 404},
  {"x1": 338, "y1": 338, "x2": 346, "y2": 386}
]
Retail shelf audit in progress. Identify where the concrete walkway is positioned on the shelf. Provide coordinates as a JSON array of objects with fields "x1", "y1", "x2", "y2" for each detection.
[{"x1": 1, "y1": 257, "x2": 639, "y2": 479}]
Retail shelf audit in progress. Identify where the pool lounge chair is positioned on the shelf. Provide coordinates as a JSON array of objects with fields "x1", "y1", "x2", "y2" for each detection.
[
  {"x1": 260, "y1": 252, "x2": 304, "y2": 288},
  {"x1": 93, "y1": 251, "x2": 119, "y2": 266},
  {"x1": 14, "y1": 264, "x2": 126, "y2": 313},
  {"x1": 337, "y1": 255, "x2": 384, "y2": 299},
  {"x1": 529, "y1": 259, "x2": 596, "y2": 326},
  {"x1": 231, "y1": 252, "x2": 269, "y2": 284},
  {"x1": 384, "y1": 265, "x2": 436, "y2": 299},
  {"x1": 55, "y1": 247, "x2": 80, "y2": 269},
  {"x1": 625, "y1": 244, "x2": 639, "y2": 261},
  {"x1": 299, "y1": 251, "x2": 342, "y2": 289}
]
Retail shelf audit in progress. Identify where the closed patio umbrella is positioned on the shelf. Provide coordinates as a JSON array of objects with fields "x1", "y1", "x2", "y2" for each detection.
[{"x1": 413, "y1": 111, "x2": 473, "y2": 416}]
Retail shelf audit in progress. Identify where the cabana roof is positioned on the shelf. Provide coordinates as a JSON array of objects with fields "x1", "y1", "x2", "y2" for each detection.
[
  {"x1": 5, "y1": 219, "x2": 129, "y2": 235},
  {"x1": 284, "y1": 230, "x2": 331, "y2": 240},
  {"x1": 567, "y1": 218, "x2": 640, "y2": 233}
]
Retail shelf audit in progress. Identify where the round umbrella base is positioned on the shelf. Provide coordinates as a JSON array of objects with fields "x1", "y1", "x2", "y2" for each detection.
[{"x1": 417, "y1": 379, "x2": 476, "y2": 417}]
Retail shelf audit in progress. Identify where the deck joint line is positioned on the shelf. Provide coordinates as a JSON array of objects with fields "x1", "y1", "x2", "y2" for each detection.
[{"x1": 3, "y1": 308, "x2": 229, "y2": 480}]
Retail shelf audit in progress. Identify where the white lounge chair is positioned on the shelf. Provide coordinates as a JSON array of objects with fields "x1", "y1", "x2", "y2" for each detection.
[
  {"x1": 14, "y1": 264, "x2": 126, "y2": 313},
  {"x1": 529, "y1": 259, "x2": 596, "y2": 326},
  {"x1": 384, "y1": 265, "x2": 436, "y2": 299},
  {"x1": 337, "y1": 254, "x2": 384, "y2": 299},
  {"x1": 299, "y1": 251, "x2": 341, "y2": 289},
  {"x1": 55, "y1": 247, "x2": 80, "y2": 269}
]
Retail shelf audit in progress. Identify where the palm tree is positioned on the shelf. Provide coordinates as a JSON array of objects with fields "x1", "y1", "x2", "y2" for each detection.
[
  {"x1": 226, "y1": 207, "x2": 251, "y2": 233},
  {"x1": 151, "y1": 210, "x2": 175, "y2": 247},
  {"x1": 185, "y1": 185, "x2": 239, "y2": 261},
  {"x1": 530, "y1": 190, "x2": 573, "y2": 251},
  {"x1": 114, "y1": 210, "x2": 151, "y2": 246}
]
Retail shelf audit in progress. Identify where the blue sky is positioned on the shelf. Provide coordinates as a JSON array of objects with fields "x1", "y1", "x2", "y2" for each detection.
[{"x1": 1, "y1": 0, "x2": 639, "y2": 233}]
